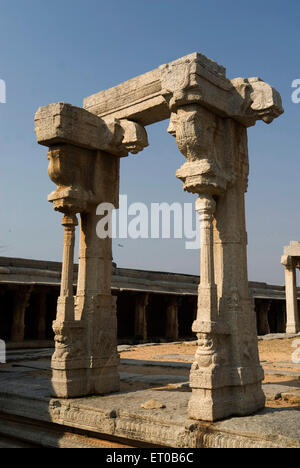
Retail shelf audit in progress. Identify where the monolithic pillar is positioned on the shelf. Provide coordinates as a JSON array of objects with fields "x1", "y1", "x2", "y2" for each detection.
[
  {"x1": 35, "y1": 103, "x2": 148, "y2": 398},
  {"x1": 257, "y1": 300, "x2": 271, "y2": 336},
  {"x1": 165, "y1": 296, "x2": 179, "y2": 341},
  {"x1": 195, "y1": 195, "x2": 218, "y2": 324},
  {"x1": 162, "y1": 55, "x2": 283, "y2": 421},
  {"x1": 134, "y1": 294, "x2": 149, "y2": 341}
]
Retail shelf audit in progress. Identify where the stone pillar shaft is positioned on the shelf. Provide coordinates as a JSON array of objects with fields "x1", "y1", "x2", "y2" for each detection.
[
  {"x1": 195, "y1": 195, "x2": 218, "y2": 325},
  {"x1": 285, "y1": 267, "x2": 299, "y2": 334},
  {"x1": 134, "y1": 294, "x2": 149, "y2": 341},
  {"x1": 173, "y1": 106, "x2": 266, "y2": 422},
  {"x1": 60, "y1": 216, "x2": 77, "y2": 300},
  {"x1": 57, "y1": 215, "x2": 78, "y2": 322},
  {"x1": 74, "y1": 210, "x2": 120, "y2": 396},
  {"x1": 166, "y1": 297, "x2": 179, "y2": 341},
  {"x1": 11, "y1": 286, "x2": 33, "y2": 343},
  {"x1": 257, "y1": 300, "x2": 271, "y2": 336}
]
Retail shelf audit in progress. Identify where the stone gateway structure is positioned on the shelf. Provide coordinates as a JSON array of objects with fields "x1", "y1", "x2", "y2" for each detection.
[{"x1": 35, "y1": 53, "x2": 283, "y2": 422}]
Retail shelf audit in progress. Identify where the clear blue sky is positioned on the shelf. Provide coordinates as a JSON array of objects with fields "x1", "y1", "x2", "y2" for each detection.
[{"x1": 0, "y1": 0, "x2": 299, "y2": 284}]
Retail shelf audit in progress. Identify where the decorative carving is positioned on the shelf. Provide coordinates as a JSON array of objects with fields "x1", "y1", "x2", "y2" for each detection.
[
  {"x1": 194, "y1": 333, "x2": 218, "y2": 369},
  {"x1": 171, "y1": 107, "x2": 232, "y2": 195},
  {"x1": 52, "y1": 321, "x2": 85, "y2": 362},
  {"x1": 119, "y1": 119, "x2": 149, "y2": 154},
  {"x1": 230, "y1": 77, "x2": 284, "y2": 127},
  {"x1": 193, "y1": 332, "x2": 229, "y2": 370},
  {"x1": 160, "y1": 52, "x2": 227, "y2": 111}
]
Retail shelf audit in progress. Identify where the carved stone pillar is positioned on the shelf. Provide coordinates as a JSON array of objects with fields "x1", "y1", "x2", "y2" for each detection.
[
  {"x1": 134, "y1": 294, "x2": 149, "y2": 341},
  {"x1": 257, "y1": 300, "x2": 271, "y2": 336},
  {"x1": 162, "y1": 55, "x2": 283, "y2": 421},
  {"x1": 35, "y1": 102, "x2": 148, "y2": 398},
  {"x1": 11, "y1": 286, "x2": 33, "y2": 343},
  {"x1": 165, "y1": 296, "x2": 179, "y2": 341}
]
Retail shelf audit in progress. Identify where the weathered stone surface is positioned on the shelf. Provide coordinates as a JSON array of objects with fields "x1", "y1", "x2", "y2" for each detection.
[
  {"x1": 0, "y1": 366, "x2": 299, "y2": 448},
  {"x1": 84, "y1": 53, "x2": 283, "y2": 128},
  {"x1": 35, "y1": 102, "x2": 148, "y2": 157}
]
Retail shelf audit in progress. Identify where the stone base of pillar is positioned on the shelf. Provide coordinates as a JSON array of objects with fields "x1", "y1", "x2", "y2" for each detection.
[
  {"x1": 51, "y1": 294, "x2": 120, "y2": 399},
  {"x1": 89, "y1": 367, "x2": 120, "y2": 396},
  {"x1": 188, "y1": 380, "x2": 265, "y2": 422},
  {"x1": 52, "y1": 355, "x2": 120, "y2": 398},
  {"x1": 189, "y1": 316, "x2": 265, "y2": 422},
  {"x1": 52, "y1": 368, "x2": 88, "y2": 399},
  {"x1": 286, "y1": 324, "x2": 300, "y2": 334}
]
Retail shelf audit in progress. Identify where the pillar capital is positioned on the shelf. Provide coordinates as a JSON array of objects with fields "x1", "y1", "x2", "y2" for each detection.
[
  {"x1": 35, "y1": 103, "x2": 148, "y2": 214},
  {"x1": 195, "y1": 195, "x2": 216, "y2": 217},
  {"x1": 61, "y1": 214, "x2": 78, "y2": 229}
]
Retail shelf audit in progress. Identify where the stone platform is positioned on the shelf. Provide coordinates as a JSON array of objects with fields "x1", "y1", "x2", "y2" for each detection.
[{"x1": 0, "y1": 349, "x2": 300, "y2": 448}]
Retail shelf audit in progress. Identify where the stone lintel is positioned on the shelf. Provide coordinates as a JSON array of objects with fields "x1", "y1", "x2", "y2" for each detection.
[
  {"x1": 83, "y1": 52, "x2": 283, "y2": 128},
  {"x1": 35, "y1": 102, "x2": 148, "y2": 157}
]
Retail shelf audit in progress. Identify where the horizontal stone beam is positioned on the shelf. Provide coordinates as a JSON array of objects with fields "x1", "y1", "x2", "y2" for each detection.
[
  {"x1": 35, "y1": 103, "x2": 148, "y2": 157},
  {"x1": 83, "y1": 52, "x2": 283, "y2": 127}
]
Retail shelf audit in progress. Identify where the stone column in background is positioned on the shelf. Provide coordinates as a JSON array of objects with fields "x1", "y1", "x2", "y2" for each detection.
[
  {"x1": 134, "y1": 294, "x2": 149, "y2": 341},
  {"x1": 165, "y1": 296, "x2": 179, "y2": 341},
  {"x1": 37, "y1": 289, "x2": 48, "y2": 340},
  {"x1": 35, "y1": 103, "x2": 148, "y2": 398},
  {"x1": 285, "y1": 265, "x2": 299, "y2": 334},
  {"x1": 257, "y1": 300, "x2": 271, "y2": 336},
  {"x1": 11, "y1": 285, "x2": 33, "y2": 343}
]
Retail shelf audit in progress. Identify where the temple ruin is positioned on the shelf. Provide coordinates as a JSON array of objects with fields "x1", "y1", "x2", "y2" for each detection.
[{"x1": 32, "y1": 52, "x2": 284, "y2": 422}]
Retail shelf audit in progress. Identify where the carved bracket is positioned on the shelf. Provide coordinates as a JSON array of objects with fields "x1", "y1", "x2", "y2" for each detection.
[
  {"x1": 161, "y1": 53, "x2": 283, "y2": 128},
  {"x1": 35, "y1": 103, "x2": 149, "y2": 214}
]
